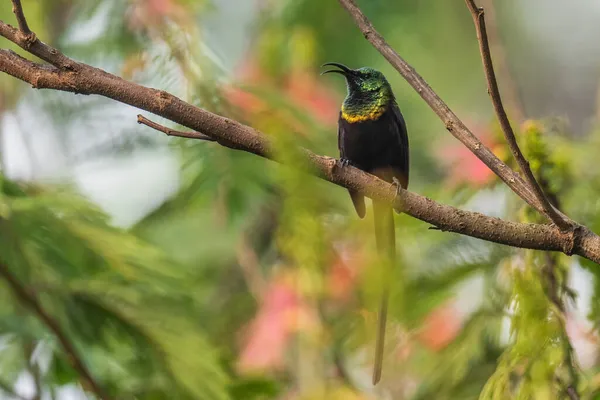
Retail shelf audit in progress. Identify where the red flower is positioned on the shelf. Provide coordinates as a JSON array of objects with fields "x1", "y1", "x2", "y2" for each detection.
[
  {"x1": 237, "y1": 272, "x2": 317, "y2": 373},
  {"x1": 416, "y1": 301, "x2": 463, "y2": 351},
  {"x1": 285, "y1": 70, "x2": 340, "y2": 126},
  {"x1": 326, "y1": 242, "x2": 364, "y2": 303},
  {"x1": 224, "y1": 56, "x2": 340, "y2": 128}
]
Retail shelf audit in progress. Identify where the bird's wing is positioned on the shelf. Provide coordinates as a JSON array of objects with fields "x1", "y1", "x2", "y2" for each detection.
[
  {"x1": 391, "y1": 102, "x2": 409, "y2": 189},
  {"x1": 338, "y1": 112, "x2": 366, "y2": 218},
  {"x1": 337, "y1": 111, "x2": 347, "y2": 159}
]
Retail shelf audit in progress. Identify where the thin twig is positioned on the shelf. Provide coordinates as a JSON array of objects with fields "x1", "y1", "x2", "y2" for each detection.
[
  {"x1": 335, "y1": 0, "x2": 543, "y2": 216},
  {"x1": 137, "y1": 114, "x2": 215, "y2": 141},
  {"x1": 464, "y1": 0, "x2": 571, "y2": 231},
  {"x1": 10, "y1": 0, "x2": 32, "y2": 36},
  {"x1": 565, "y1": 385, "x2": 580, "y2": 400},
  {"x1": 137, "y1": 114, "x2": 250, "y2": 152},
  {"x1": 236, "y1": 238, "x2": 266, "y2": 299},
  {"x1": 0, "y1": 262, "x2": 110, "y2": 400},
  {"x1": 479, "y1": 0, "x2": 526, "y2": 124}
]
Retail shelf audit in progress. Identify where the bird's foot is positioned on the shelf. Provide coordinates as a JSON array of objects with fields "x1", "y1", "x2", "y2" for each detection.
[
  {"x1": 337, "y1": 158, "x2": 351, "y2": 168},
  {"x1": 391, "y1": 177, "x2": 404, "y2": 214},
  {"x1": 391, "y1": 177, "x2": 402, "y2": 196}
]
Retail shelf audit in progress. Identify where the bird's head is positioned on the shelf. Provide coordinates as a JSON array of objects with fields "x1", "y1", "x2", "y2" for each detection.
[{"x1": 321, "y1": 63, "x2": 392, "y2": 97}]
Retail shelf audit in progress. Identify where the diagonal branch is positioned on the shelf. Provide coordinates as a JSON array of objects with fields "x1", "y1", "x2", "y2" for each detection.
[
  {"x1": 0, "y1": 17, "x2": 600, "y2": 263},
  {"x1": 335, "y1": 0, "x2": 554, "y2": 222},
  {"x1": 464, "y1": 0, "x2": 571, "y2": 231},
  {"x1": 479, "y1": 0, "x2": 526, "y2": 124},
  {"x1": 0, "y1": 261, "x2": 110, "y2": 400},
  {"x1": 10, "y1": 0, "x2": 32, "y2": 36}
]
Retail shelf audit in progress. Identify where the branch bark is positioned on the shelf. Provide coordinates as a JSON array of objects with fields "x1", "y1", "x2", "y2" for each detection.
[
  {"x1": 137, "y1": 114, "x2": 216, "y2": 141},
  {"x1": 464, "y1": 0, "x2": 571, "y2": 231},
  {"x1": 0, "y1": 10, "x2": 599, "y2": 265},
  {"x1": 0, "y1": 261, "x2": 110, "y2": 399},
  {"x1": 11, "y1": 0, "x2": 32, "y2": 36},
  {"x1": 479, "y1": 0, "x2": 526, "y2": 124}
]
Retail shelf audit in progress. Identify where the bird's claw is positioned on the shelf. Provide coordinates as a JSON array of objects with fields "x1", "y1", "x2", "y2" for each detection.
[
  {"x1": 391, "y1": 177, "x2": 402, "y2": 196},
  {"x1": 390, "y1": 177, "x2": 404, "y2": 214},
  {"x1": 337, "y1": 158, "x2": 351, "y2": 168}
]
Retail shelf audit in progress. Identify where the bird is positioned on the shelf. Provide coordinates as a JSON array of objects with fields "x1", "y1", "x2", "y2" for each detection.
[{"x1": 322, "y1": 62, "x2": 409, "y2": 385}]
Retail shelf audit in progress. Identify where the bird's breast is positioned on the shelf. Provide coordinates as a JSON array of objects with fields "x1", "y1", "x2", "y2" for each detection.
[
  {"x1": 341, "y1": 107, "x2": 386, "y2": 123},
  {"x1": 341, "y1": 99, "x2": 387, "y2": 123}
]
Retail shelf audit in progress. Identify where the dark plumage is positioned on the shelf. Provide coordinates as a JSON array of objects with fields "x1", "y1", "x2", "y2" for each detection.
[
  {"x1": 322, "y1": 62, "x2": 409, "y2": 385},
  {"x1": 322, "y1": 63, "x2": 409, "y2": 217},
  {"x1": 339, "y1": 104, "x2": 409, "y2": 217}
]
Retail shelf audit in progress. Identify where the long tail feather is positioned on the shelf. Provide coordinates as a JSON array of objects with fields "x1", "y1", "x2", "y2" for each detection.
[{"x1": 372, "y1": 198, "x2": 395, "y2": 385}]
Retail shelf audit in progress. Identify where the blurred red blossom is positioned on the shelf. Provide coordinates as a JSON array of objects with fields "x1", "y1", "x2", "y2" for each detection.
[
  {"x1": 224, "y1": 56, "x2": 340, "y2": 129},
  {"x1": 222, "y1": 59, "x2": 270, "y2": 121},
  {"x1": 437, "y1": 119, "x2": 505, "y2": 187},
  {"x1": 127, "y1": 0, "x2": 188, "y2": 32},
  {"x1": 326, "y1": 242, "x2": 365, "y2": 303},
  {"x1": 237, "y1": 271, "x2": 318, "y2": 374},
  {"x1": 286, "y1": 69, "x2": 340, "y2": 125},
  {"x1": 565, "y1": 313, "x2": 599, "y2": 369},
  {"x1": 416, "y1": 301, "x2": 463, "y2": 351}
]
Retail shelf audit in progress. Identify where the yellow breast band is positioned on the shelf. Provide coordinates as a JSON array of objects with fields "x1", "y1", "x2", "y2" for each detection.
[{"x1": 341, "y1": 108, "x2": 385, "y2": 123}]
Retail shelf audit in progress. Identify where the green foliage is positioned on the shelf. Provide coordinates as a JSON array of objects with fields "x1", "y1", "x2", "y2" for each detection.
[
  {"x1": 413, "y1": 311, "x2": 503, "y2": 400},
  {"x1": 4, "y1": 0, "x2": 600, "y2": 399},
  {"x1": 0, "y1": 177, "x2": 230, "y2": 399},
  {"x1": 482, "y1": 255, "x2": 564, "y2": 399}
]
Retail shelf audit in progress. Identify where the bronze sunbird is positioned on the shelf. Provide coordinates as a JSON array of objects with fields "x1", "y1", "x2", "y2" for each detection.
[{"x1": 322, "y1": 62, "x2": 409, "y2": 385}]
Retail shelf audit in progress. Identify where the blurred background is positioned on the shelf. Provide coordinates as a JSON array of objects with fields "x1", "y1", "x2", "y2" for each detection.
[{"x1": 1, "y1": 0, "x2": 600, "y2": 398}]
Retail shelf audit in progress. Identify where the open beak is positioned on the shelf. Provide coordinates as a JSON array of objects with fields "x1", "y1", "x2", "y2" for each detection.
[{"x1": 321, "y1": 62, "x2": 353, "y2": 76}]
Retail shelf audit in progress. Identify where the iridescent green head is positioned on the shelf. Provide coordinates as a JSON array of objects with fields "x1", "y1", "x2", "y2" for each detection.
[{"x1": 322, "y1": 63, "x2": 394, "y2": 122}]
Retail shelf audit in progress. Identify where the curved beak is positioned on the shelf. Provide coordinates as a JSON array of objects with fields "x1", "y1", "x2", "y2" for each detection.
[{"x1": 321, "y1": 62, "x2": 353, "y2": 76}]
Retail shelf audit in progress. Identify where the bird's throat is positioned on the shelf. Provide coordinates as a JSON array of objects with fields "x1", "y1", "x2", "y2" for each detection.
[{"x1": 341, "y1": 92, "x2": 390, "y2": 123}]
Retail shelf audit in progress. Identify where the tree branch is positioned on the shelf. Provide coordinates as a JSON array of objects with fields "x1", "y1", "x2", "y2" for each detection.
[
  {"x1": 479, "y1": 0, "x2": 526, "y2": 124},
  {"x1": 10, "y1": 0, "x2": 32, "y2": 36},
  {"x1": 0, "y1": 262, "x2": 110, "y2": 399},
  {"x1": 137, "y1": 114, "x2": 216, "y2": 141},
  {"x1": 136, "y1": 114, "x2": 251, "y2": 153},
  {"x1": 464, "y1": 0, "x2": 571, "y2": 231},
  {"x1": 335, "y1": 0, "x2": 552, "y2": 220},
  {"x1": 0, "y1": 15, "x2": 600, "y2": 264}
]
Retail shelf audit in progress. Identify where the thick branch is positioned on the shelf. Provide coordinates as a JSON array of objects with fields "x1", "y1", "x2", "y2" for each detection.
[
  {"x1": 0, "y1": 262, "x2": 110, "y2": 399},
  {"x1": 335, "y1": 0, "x2": 547, "y2": 218},
  {"x1": 464, "y1": 0, "x2": 571, "y2": 231},
  {"x1": 0, "y1": 21, "x2": 599, "y2": 264},
  {"x1": 0, "y1": 18, "x2": 76, "y2": 69},
  {"x1": 0, "y1": 48, "x2": 598, "y2": 263}
]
